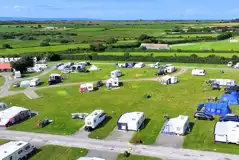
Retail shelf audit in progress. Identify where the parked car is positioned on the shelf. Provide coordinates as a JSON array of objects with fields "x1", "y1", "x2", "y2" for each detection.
[
  {"x1": 13, "y1": 82, "x2": 20, "y2": 88},
  {"x1": 224, "y1": 86, "x2": 239, "y2": 94},
  {"x1": 78, "y1": 68, "x2": 89, "y2": 73},
  {"x1": 194, "y1": 112, "x2": 214, "y2": 120},
  {"x1": 56, "y1": 63, "x2": 64, "y2": 68},
  {"x1": 155, "y1": 69, "x2": 166, "y2": 76},
  {"x1": 96, "y1": 80, "x2": 103, "y2": 88},
  {"x1": 219, "y1": 114, "x2": 239, "y2": 122}
]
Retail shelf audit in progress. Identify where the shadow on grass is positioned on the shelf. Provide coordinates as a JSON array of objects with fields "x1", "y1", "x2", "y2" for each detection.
[
  {"x1": 38, "y1": 82, "x2": 45, "y2": 86},
  {"x1": 94, "y1": 116, "x2": 112, "y2": 130},
  {"x1": 27, "y1": 148, "x2": 42, "y2": 159},
  {"x1": 119, "y1": 82, "x2": 124, "y2": 87},
  {"x1": 140, "y1": 118, "x2": 151, "y2": 130}
]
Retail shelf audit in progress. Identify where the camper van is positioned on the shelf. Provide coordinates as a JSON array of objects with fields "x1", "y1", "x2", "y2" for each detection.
[
  {"x1": 0, "y1": 141, "x2": 36, "y2": 160},
  {"x1": 84, "y1": 110, "x2": 106, "y2": 131},
  {"x1": 48, "y1": 74, "x2": 62, "y2": 85},
  {"x1": 30, "y1": 78, "x2": 40, "y2": 87},
  {"x1": 209, "y1": 79, "x2": 237, "y2": 86},
  {"x1": 192, "y1": 69, "x2": 206, "y2": 76},
  {"x1": 161, "y1": 76, "x2": 177, "y2": 85},
  {"x1": 111, "y1": 70, "x2": 122, "y2": 78}
]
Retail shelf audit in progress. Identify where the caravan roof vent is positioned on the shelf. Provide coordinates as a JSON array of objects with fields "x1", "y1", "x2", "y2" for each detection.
[{"x1": 17, "y1": 143, "x2": 23, "y2": 146}]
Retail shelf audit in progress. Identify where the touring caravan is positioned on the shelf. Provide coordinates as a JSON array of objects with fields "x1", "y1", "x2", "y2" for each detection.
[
  {"x1": 48, "y1": 74, "x2": 62, "y2": 85},
  {"x1": 134, "y1": 62, "x2": 145, "y2": 68},
  {"x1": 111, "y1": 70, "x2": 122, "y2": 78},
  {"x1": 80, "y1": 83, "x2": 94, "y2": 93},
  {"x1": 209, "y1": 79, "x2": 237, "y2": 86},
  {"x1": 192, "y1": 69, "x2": 206, "y2": 76},
  {"x1": 117, "y1": 112, "x2": 145, "y2": 131},
  {"x1": 148, "y1": 62, "x2": 160, "y2": 68},
  {"x1": 14, "y1": 71, "x2": 21, "y2": 79},
  {"x1": 106, "y1": 78, "x2": 119, "y2": 88},
  {"x1": 0, "y1": 141, "x2": 36, "y2": 160},
  {"x1": 227, "y1": 61, "x2": 233, "y2": 67},
  {"x1": 35, "y1": 63, "x2": 48, "y2": 69},
  {"x1": 30, "y1": 78, "x2": 40, "y2": 87},
  {"x1": 161, "y1": 76, "x2": 177, "y2": 85},
  {"x1": 214, "y1": 121, "x2": 239, "y2": 144},
  {"x1": 234, "y1": 63, "x2": 239, "y2": 69},
  {"x1": 84, "y1": 110, "x2": 106, "y2": 131},
  {"x1": 166, "y1": 66, "x2": 176, "y2": 73}
]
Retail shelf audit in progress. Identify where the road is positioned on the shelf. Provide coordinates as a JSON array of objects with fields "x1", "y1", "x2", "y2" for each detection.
[{"x1": 0, "y1": 130, "x2": 238, "y2": 160}]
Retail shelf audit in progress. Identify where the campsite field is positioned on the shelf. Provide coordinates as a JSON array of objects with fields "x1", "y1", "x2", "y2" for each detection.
[
  {"x1": 0, "y1": 43, "x2": 90, "y2": 55},
  {"x1": 117, "y1": 154, "x2": 161, "y2": 160},
  {"x1": 3, "y1": 69, "x2": 239, "y2": 154},
  {"x1": 30, "y1": 145, "x2": 88, "y2": 160}
]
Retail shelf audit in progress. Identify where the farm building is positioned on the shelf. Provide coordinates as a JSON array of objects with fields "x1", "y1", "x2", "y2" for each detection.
[
  {"x1": 84, "y1": 110, "x2": 106, "y2": 131},
  {"x1": 219, "y1": 92, "x2": 239, "y2": 105},
  {"x1": 160, "y1": 76, "x2": 177, "y2": 85},
  {"x1": 214, "y1": 121, "x2": 239, "y2": 144},
  {"x1": 80, "y1": 83, "x2": 94, "y2": 93},
  {"x1": 106, "y1": 78, "x2": 119, "y2": 88},
  {"x1": 140, "y1": 43, "x2": 170, "y2": 50},
  {"x1": 89, "y1": 65, "x2": 100, "y2": 71},
  {"x1": 117, "y1": 112, "x2": 145, "y2": 131},
  {"x1": 209, "y1": 79, "x2": 237, "y2": 86},
  {"x1": 161, "y1": 115, "x2": 190, "y2": 136},
  {"x1": 134, "y1": 62, "x2": 145, "y2": 68},
  {"x1": 192, "y1": 69, "x2": 206, "y2": 76},
  {"x1": 197, "y1": 102, "x2": 232, "y2": 116},
  {"x1": 0, "y1": 141, "x2": 35, "y2": 160},
  {"x1": 77, "y1": 157, "x2": 105, "y2": 160},
  {"x1": 111, "y1": 70, "x2": 122, "y2": 78},
  {"x1": 0, "y1": 106, "x2": 31, "y2": 127},
  {"x1": 0, "y1": 102, "x2": 8, "y2": 111},
  {"x1": 0, "y1": 63, "x2": 12, "y2": 72}
]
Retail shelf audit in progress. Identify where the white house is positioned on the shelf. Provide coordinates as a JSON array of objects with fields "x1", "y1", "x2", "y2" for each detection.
[
  {"x1": 89, "y1": 65, "x2": 100, "y2": 71},
  {"x1": 161, "y1": 76, "x2": 177, "y2": 85},
  {"x1": 84, "y1": 110, "x2": 106, "y2": 131},
  {"x1": 140, "y1": 43, "x2": 170, "y2": 50},
  {"x1": 162, "y1": 115, "x2": 190, "y2": 136},
  {"x1": 214, "y1": 121, "x2": 239, "y2": 144},
  {"x1": 0, "y1": 141, "x2": 35, "y2": 160},
  {"x1": 30, "y1": 78, "x2": 41, "y2": 87},
  {"x1": 117, "y1": 112, "x2": 145, "y2": 131},
  {"x1": 106, "y1": 78, "x2": 119, "y2": 88},
  {"x1": 165, "y1": 66, "x2": 176, "y2": 73},
  {"x1": 80, "y1": 83, "x2": 94, "y2": 93},
  {"x1": 0, "y1": 106, "x2": 31, "y2": 127},
  {"x1": 192, "y1": 69, "x2": 206, "y2": 76},
  {"x1": 111, "y1": 70, "x2": 122, "y2": 78},
  {"x1": 77, "y1": 157, "x2": 105, "y2": 160},
  {"x1": 209, "y1": 79, "x2": 237, "y2": 86},
  {"x1": 134, "y1": 62, "x2": 145, "y2": 68}
]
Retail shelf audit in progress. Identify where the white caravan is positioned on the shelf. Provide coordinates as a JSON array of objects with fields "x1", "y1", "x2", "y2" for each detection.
[
  {"x1": 117, "y1": 112, "x2": 145, "y2": 131},
  {"x1": 0, "y1": 141, "x2": 35, "y2": 160},
  {"x1": 161, "y1": 76, "x2": 177, "y2": 85},
  {"x1": 148, "y1": 62, "x2": 160, "y2": 68},
  {"x1": 227, "y1": 61, "x2": 233, "y2": 67},
  {"x1": 14, "y1": 71, "x2": 21, "y2": 79},
  {"x1": 209, "y1": 79, "x2": 237, "y2": 86},
  {"x1": 80, "y1": 83, "x2": 94, "y2": 92},
  {"x1": 234, "y1": 63, "x2": 239, "y2": 69},
  {"x1": 134, "y1": 62, "x2": 145, "y2": 68},
  {"x1": 214, "y1": 121, "x2": 239, "y2": 144},
  {"x1": 166, "y1": 66, "x2": 176, "y2": 73},
  {"x1": 192, "y1": 69, "x2": 206, "y2": 76},
  {"x1": 106, "y1": 78, "x2": 119, "y2": 88},
  {"x1": 84, "y1": 110, "x2": 106, "y2": 131},
  {"x1": 111, "y1": 70, "x2": 122, "y2": 78},
  {"x1": 30, "y1": 78, "x2": 41, "y2": 87}
]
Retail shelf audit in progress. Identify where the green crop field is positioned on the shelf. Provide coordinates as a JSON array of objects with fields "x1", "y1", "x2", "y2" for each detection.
[
  {"x1": 30, "y1": 145, "x2": 87, "y2": 160},
  {"x1": 0, "y1": 43, "x2": 90, "y2": 55},
  {"x1": 0, "y1": 39, "x2": 43, "y2": 49},
  {"x1": 2, "y1": 69, "x2": 239, "y2": 154},
  {"x1": 0, "y1": 26, "x2": 32, "y2": 32},
  {"x1": 117, "y1": 154, "x2": 161, "y2": 160}
]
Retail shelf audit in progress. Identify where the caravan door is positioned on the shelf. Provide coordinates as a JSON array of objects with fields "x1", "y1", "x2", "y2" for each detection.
[{"x1": 215, "y1": 134, "x2": 227, "y2": 142}]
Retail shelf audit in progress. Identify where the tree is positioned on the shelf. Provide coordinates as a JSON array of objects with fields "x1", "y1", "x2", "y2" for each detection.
[
  {"x1": 40, "y1": 41, "x2": 50, "y2": 47},
  {"x1": 106, "y1": 37, "x2": 118, "y2": 44},
  {"x1": 11, "y1": 56, "x2": 34, "y2": 73},
  {"x1": 46, "y1": 53, "x2": 61, "y2": 61},
  {"x1": 38, "y1": 24, "x2": 42, "y2": 28},
  {"x1": 90, "y1": 43, "x2": 106, "y2": 52},
  {"x1": 2, "y1": 44, "x2": 12, "y2": 49},
  {"x1": 124, "y1": 52, "x2": 130, "y2": 61}
]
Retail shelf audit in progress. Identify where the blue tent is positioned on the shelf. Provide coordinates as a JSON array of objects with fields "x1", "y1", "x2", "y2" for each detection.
[
  {"x1": 203, "y1": 102, "x2": 231, "y2": 116},
  {"x1": 219, "y1": 92, "x2": 239, "y2": 105}
]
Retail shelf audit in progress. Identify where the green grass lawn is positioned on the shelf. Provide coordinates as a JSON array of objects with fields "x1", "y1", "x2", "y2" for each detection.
[
  {"x1": 2, "y1": 69, "x2": 239, "y2": 154},
  {"x1": 0, "y1": 27, "x2": 32, "y2": 32},
  {"x1": 117, "y1": 154, "x2": 161, "y2": 160},
  {"x1": 0, "y1": 43, "x2": 90, "y2": 55},
  {"x1": 30, "y1": 145, "x2": 88, "y2": 160}
]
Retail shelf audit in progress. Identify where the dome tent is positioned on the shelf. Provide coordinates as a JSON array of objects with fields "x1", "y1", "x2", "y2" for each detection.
[{"x1": 219, "y1": 92, "x2": 239, "y2": 105}]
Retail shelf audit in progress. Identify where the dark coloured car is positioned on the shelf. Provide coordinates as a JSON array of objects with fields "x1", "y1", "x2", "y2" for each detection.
[
  {"x1": 78, "y1": 68, "x2": 89, "y2": 73},
  {"x1": 224, "y1": 86, "x2": 239, "y2": 94},
  {"x1": 96, "y1": 80, "x2": 103, "y2": 88},
  {"x1": 155, "y1": 69, "x2": 166, "y2": 76},
  {"x1": 13, "y1": 82, "x2": 20, "y2": 88},
  {"x1": 194, "y1": 112, "x2": 214, "y2": 120},
  {"x1": 219, "y1": 114, "x2": 239, "y2": 122}
]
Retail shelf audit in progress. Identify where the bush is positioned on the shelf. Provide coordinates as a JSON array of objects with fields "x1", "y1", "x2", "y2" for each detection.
[
  {"x1": 2, "y1": 44, "x2": 12, "y2": 49},
  {"x1": 40, "y1": 41, "x2": 50, "y2": 47}
]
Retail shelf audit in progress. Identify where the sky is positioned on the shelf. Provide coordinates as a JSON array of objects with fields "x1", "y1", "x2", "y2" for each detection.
[{"x1": 1, "y1": 0, "x2": 239, "y2": 20}]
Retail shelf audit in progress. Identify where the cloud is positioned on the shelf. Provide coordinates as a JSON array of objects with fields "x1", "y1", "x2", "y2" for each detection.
[
  {"x1": 3, "y1": 6, "x2": 9, "y2": 9},
  {"x1": 13, "y1": 5, "x2": 28, "y2": 9}
]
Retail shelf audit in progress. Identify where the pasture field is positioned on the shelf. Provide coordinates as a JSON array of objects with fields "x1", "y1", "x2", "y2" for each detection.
[
  {"x1": 117, "y1": 154, "x2": 161, "y2": 160},
  {"x1": 171, "y1": 38, "x2": 239, "y2": 51},
  {"x1": 0, "y1": 26, "x2": 32, "y2": 32},
  {"x1": 3, "y1": 69, "x2": 239, "y2": 154},
  {"x1": 0, "y1": 43, "x2": 90, "y2": 55},
  {"x1": 165, "y1": 33, "x2": 218, "y2": 38},
  {"x1": 30, "y1": 145, "x2": 88, "y2": 160},
  {"x1": 96, "y1": 51, "x2": 239, "y2": 58},
  {"x1": 0, "y1": 39, "x2": 42, "y2": 49}
]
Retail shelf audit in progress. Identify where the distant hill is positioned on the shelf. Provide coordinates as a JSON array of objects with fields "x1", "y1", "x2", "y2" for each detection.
[{"x1": 0, "y1": 17, "x2": 100, "y2": 21}]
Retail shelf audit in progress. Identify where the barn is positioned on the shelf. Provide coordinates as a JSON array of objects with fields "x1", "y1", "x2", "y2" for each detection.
[{"x1": 0, "y1": 106, "x2": 31, "y2": 127}]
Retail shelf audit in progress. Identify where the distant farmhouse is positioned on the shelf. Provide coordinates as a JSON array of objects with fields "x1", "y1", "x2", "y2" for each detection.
[
  {"x1": 140, "y1": 43, "x2": 170, "y2": 50},
  {"x1": 44, "y1": 27, "x2": 58, "y2": 30}
]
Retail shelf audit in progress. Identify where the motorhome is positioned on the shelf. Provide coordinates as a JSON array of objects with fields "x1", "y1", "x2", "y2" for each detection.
[
  {"x1": 111, "y1": 70, "x2": 122, "y2": 78},
  {"x1": 192, "y1": 69, "x2": 206, "y2": 76},
  {"x1": 0, "y1": 141, "x2": 35, "y2": 160},
  {"x1": 209, "y1": 79, "x2": 237, "y2": 86},
  {"x1": 234, "y1": 63, "x2": 239, "y2": 69},
  {"x1": 227, "y1": 61, "x2": 233, "y2": 67},
  {"x1": 30, "y1": 78, "x2": 40, "y2": 87},
  {"x1": 84, "y1": 110, "x2": 106, "y2": 131},
  {"x1": 48, "y1": 74, "x2": 62, "y2": 85}
]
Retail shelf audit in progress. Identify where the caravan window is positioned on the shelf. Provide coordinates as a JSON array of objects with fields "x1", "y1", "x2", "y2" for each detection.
[
  {"x1": 177, "y1": 127, "x2": 180, "y2": 131},
  {"x1": 18, "y1": 150, "x2": 23, "y2": 154},
  {"x1": 25, "y1": 145, "x2": 30, "y2": 150},
  {"x1": 94, "y1": 120, "x2": 96, "y2": 123}
]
